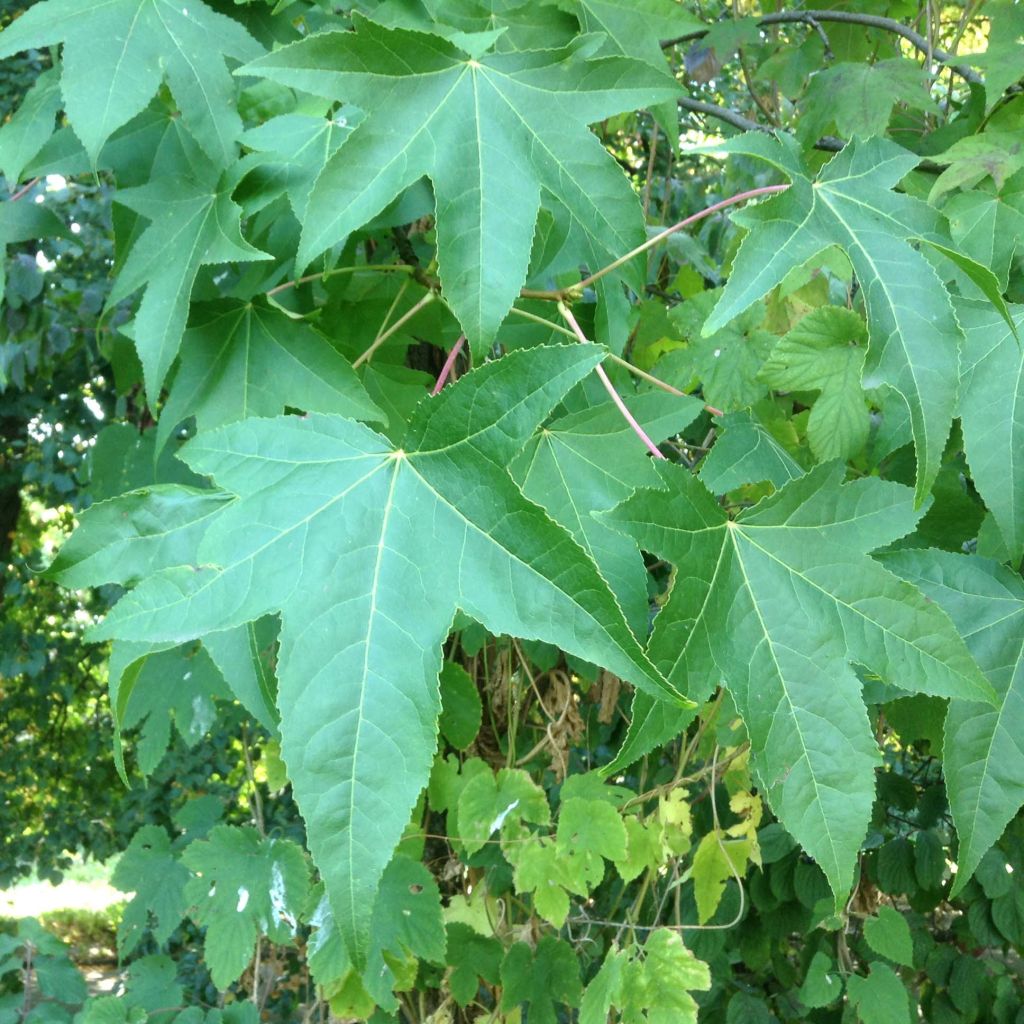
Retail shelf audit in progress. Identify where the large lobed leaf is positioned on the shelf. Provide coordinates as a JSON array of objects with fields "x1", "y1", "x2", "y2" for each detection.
[
  {"x1": 0, "y1": 0, "x2": 263, "y2": 165},
  {"x1": 602, "y1": 462, "x2": 993, "y2": 905},
  {"x1": 51, "y1": 346, "x2": 685, "y2": 965},
  {"x1": 704, "y1": 134, "x2": 963, "y2": 504},
  {"x1": 882, "y1": 549, "x2": 1024, "y2": 895},
  {"x1": 241, "y1": 17, "x2": 680, "y2": 352}
]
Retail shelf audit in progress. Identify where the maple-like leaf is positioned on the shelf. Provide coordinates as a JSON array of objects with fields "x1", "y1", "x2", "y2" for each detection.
[
  {"x1": 510, "y1": 390, "x2": 702, "y2": 633},
  {"x1": 704, "y1": 133, "x2": 963, "y2": 503},
  {"x1": 241, "y1": 17, "x2": 680, "y2": 351},
  {"x1": 965, "y1": 0, "x2": 1024, "y2": 108},
  {"x1": 500, "y1": 937, "x2": 582, "y2": 1024},
  {"x1": 53, "y1": 346, "x2": 684, "y2": 964},
  {"x1": 881, "y1": 549, "x2": 1024, "y2": 895},
  {"x1": 943, "y1": 171, "x2": 1024, "y2": 292},
  {"x1": 0, "y1": 67, "x2": 61, "y2": 185},
  {"x1": 602, "y1": 461, "x2": 993, "y2": 903},
  {"x1": 796, "y1": 60, "x2": 935, "y2": 143},
  {"x1": 108, "y1": 146, "x2": 271, "y2": 400},
  {"x1": 0, "y1": 0, "x2": 262, "y2": 165},
  {"x1": 957, "y1": 300, "x2": 1024, "y2": 562},
  {"x1": 157, "y1": 300, "x2": 383, "y2": 451}
]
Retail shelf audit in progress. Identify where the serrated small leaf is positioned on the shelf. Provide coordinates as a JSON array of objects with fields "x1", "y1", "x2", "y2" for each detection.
[{"x1": 864, "y1": 906, "x2": 914, "y2": 967}]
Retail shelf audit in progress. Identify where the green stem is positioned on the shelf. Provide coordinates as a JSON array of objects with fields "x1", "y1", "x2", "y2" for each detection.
[
  {"x1": 265, "y1": 263, "x2": 414, "y2": 298},
  {"x1": 352, "y1": 288, "x2": 436, "y2": 369}
]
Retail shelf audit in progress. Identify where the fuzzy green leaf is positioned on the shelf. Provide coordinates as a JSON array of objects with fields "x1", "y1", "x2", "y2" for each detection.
[{"x1": 182, "y1": 825, "x2": 310, "y2": 990}]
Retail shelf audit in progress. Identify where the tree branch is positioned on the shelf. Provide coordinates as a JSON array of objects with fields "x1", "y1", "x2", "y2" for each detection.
[{"x1": 663, "y1": 9, "x2": 983, "y2": 84}]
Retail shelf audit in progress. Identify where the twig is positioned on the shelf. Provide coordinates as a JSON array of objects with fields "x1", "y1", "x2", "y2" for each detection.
[
  {"x1": 507, "y1": 306, "x2": 724, "y2": 415},
  {"x1": 265, "y1": 263, "x2": 414, "y2": 298},
  {"x1": 352, "y1": 290, "x2": 436, "y2": 369},
  {"x1": 662, "y1": 10, "x2": 983, "y2": 83},
  {"x1": 7, "y1": 177, "x2": 39, "y2": 203},
  {"x1": 558, "y1": 303, "x2": 666, "y2": 460},
  {"x1": 576, "y1": 184, "x2": 790, "y2": 292},
  {"x1": 431, "y1": 333, "x2": 466, "y2": 394}
]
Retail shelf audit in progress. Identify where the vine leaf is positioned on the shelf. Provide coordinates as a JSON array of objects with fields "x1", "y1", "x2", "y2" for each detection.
[
  {"x1": 241, "y1": 16, "x2": 680, "y2": 352},
  {"x1": 698, "y1": 409, "x2": 804, "y2": 493},
  {"x1": 759, "y1": 306, "x2": 869, "y2": 463},
  {"x1": 881, "y1": 549, "x2": 1024, "y2": 896},
  {"x1": 957, "y1": 300, "x2": 1024, "y2": 562},
  {"x1": 182, "y1": 825, "x2": 311, "y2": 990},
  {"x1": 157, "y1": 300, "x2": 384, "y2": 452},
  {"x1": 108, "y1": 150, "x2": 271, "y2": 401},
  {"x1": 500, "y1": 937, "x2": 582, "y2": 1024},
  {"x1": 703, "y1": 133, "x2": 963, "y2": 503},
  {"x1": 602, "y1": 462, "x2": 994, "y2": 904},
  {"x1": 511, "y1": 390, "x2": 702, "y2": 633},
  {"x1": 0, "y1": 0, "x2": 263, "y2": 165},
  {"x1": 55, "y1": 346, "x2": 685, "y2": 965}
]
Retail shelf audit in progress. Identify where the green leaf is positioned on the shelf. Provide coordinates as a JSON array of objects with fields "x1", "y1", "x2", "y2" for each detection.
[
  {"x1": 568, "y1": 0, "x2": 704, "y2": 67},
  {"x1": 445, "y1": 923, "x2": 503, "y2": 1008},
  {"x1": 68, "y1": 346, "x2": 684, "y2": 965},
  {"x1": 691, "y1": 832, "x2": 751, "y2": 924},
  {"x1": 108, "y1": 151, "x2": 271, "y2": 400},
  {"x1": 0, "y1": 200, "x2": 69, "y2": 303},
  {"x1": 555, "y1": 797, "x2": 628, "y2": 890},
  {"x1": 705, "y1": 134, "x2": 964, "y2": 503},
  {"x1": 359, "y1": 857, "x2": 447, "y2": 1007},
  {"x1": 157, "y1": 300, "x2": 383, "y2": 451},
  {"x1": 0, "y1": 0, "x2": 261, "y2": 165},
  {"x1": 500, "y1": 936, "x2": 582, "y2": 1024},
  {"x1": 929, "y1": 131, "x2": 1024, "y2": 202},
  {"x1": 628, "y1": 929, "x2": 711, "y2": 1024},
  {"x1": 880, "y1": 549, "x2": 1024, "y2": 895},
  {"x1": 942, "y1": 171, "x2": 1024, "y2": 291},
  {"x1": 511, "y1": 389, "x2": 702, "y2": 632},
  {"x1": 236, "y1": 113, "x2": 354, "y2": 219},
  {"x1": 699, "y1": 410, "x2": 804, "y2": 492},
  {"x1": 0, "y1": 67, "x2": 61, "y2": 184},
  {"x1": 864, "y1": 906, "x2": 914, "y2": 967},
  {"x1": 111, "y1": 826, "x2": 190, "y2": 957},
  {"x1": 602, "y1": 462, "x2": 993, "y2": 906},
  {"x1": 797, "y1": 60, "x2": 935, "y2": 143},
  {"x1": 659, "y1": 289, "x2": 776, "y2": 412},
  {"x1": 759, "y1": 306, "x2": 869, "y2": 462},
  {"x1": 457, "y1": 766, "x2": 551, "y2": 856},
  {"x1": 122, "y1": 955, "x2": 183, "y2": 1013},
  {"x1": 509, "y1": 837, "x2": 573, "y2": 926},
  {"x1": 579, "y1": 947, "x2": 625, "y2": 1024},
  {"x1": 241, "y1": 17, "x2": 679, "y2": 350},
  {"x1": 847, "y1": 963, "x2": 912, "y2": 1024},
  {"x1": 964, "y1": 0, "x2": 1024, "y2": 107},
  {"x1": 438, "y1": 662, "x2": 482, "y2": 750},
  {"x1": 799, "y1": 952, "x2": 842, "y2": 1009},
  {"x1": 182, "y1": 825, "x2": 311, "y2": 990},
  {"x1": 957, "y1": 300, "x2": 1024, "y2": 562}
]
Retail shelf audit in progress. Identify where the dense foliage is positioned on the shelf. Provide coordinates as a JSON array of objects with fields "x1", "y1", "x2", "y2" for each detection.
[{"x1": 1, "y1": 0, "x2": 1023, "y2": 1019}]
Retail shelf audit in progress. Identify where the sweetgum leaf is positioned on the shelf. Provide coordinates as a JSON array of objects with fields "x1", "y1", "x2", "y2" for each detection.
[
  {"x1": 241, "y1": 17, "x2": 680, "y2": 351},
  {"x1": 511, "y1": 390, "x2": 702, "y2": 633},
  {"x1": 108, "y1": 146, "x2": 271, "y2": 400},
  {"x1": 602, "y1": 462, "x2": 993, "y2": 905},
  {"x1": 63, "y1": 346, "x2": 684, "y2": 965},
  {"x1": 880, "y1": 549, "x2": 1024, "y2": 896},
  {"x1": 157, "y1": 300, "x2": 383, "y2": 452},
  {"x1": 957, "y1": 300, "x2": 1024, "y2": 562},
  {"x1": 705, "y1": 134, "x2": 964, "y2": 503},
  {"x1": 0, "y1": 67, "x2": 61, "y2": 185},
  {"x1": 698, "y1": 410, "x2": 804, "y2": 492},
  {"x1": 0, "y1": 0, "x2": 262, "y2": 165}
]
